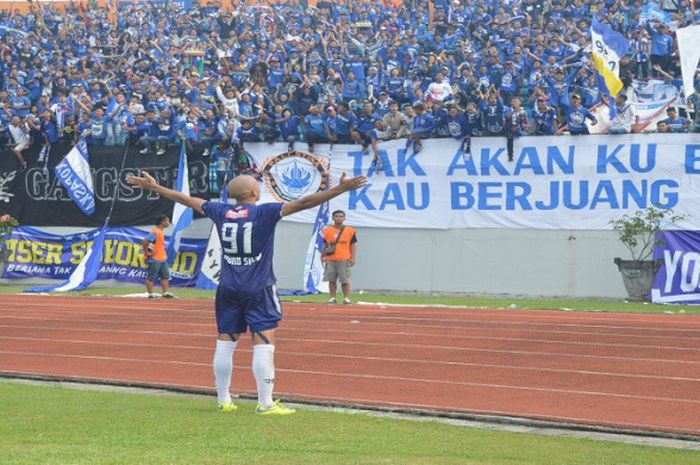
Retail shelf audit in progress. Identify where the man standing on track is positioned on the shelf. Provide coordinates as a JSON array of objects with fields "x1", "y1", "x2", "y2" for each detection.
[
  {"x1": 142, "y1": 214, "x2": 176, "y2": 299},
  {"x1": 126, "y1": 171, "x2": 367, "y2": 415},
  {"x1": 322, "y1": 210, "x2": 357, "y2": 304}
]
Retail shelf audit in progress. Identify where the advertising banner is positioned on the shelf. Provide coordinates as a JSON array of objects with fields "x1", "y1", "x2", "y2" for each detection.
[
  {"x1": 2, "y1": 226, "x2": 206, "y2": 287},
  {"x1": 652, "y1": 231, "x2": 700, "y2": 304}
]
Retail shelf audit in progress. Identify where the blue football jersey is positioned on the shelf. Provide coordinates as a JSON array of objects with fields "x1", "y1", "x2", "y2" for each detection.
[{"x1": 202, "y1": 201, "x2": 284, "y2": 292}]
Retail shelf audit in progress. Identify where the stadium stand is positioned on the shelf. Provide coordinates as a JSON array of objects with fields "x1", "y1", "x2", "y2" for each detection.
[{"x1": 0, "y1": 0, "x2": 698, "y2": 174}]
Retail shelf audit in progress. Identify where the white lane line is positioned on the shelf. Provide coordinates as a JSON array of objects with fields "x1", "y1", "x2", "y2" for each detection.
[
  {"x1": 2, "y1": 319, "x2": 699, "y2": 353},
  {"x1": 3, "y1": 312, "x2": 700, "y2": 343},
  {"x1": 1, "y1": 350, "x2": 699, "y2": 405},
  {"x1": 1, "y1": 335, "x2": 698, "y2": 382},
  {"x1": 0, "y1": 317, "x2": 700, "y2": 352},
  {"x1": 5, "y1": 303, "x2": 700, "y2": 333},
  {"x1": 1, "y1": 325, "x2": 699, "y2": 365}
]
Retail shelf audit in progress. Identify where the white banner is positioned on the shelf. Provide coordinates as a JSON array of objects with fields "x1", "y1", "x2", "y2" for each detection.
[
  {"x1": 676, "y1": 25, "x2": 700, "y2": 99},
  {"x1": 247, "y1": 134, "x2": 700, "y2": 230}
]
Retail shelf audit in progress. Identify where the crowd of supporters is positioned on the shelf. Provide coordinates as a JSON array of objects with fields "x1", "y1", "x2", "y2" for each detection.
[{"x1": 1, "y1": 0, "x2": 699, "y2": 172}]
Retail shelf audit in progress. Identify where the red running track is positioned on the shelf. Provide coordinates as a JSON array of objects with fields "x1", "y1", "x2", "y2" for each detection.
[{"x1": 1, "y1": 295, "x2": 700, "y2": 437}]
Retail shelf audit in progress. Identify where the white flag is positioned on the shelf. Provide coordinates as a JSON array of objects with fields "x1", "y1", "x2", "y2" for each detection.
[{"x1": 676, "y1": 25, "x2": 700, "y2": 98}]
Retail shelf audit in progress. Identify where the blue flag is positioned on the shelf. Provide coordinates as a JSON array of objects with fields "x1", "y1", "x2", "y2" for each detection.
[
  {"x1": 54, "y1": 140, "x2": 95, "y2": 216},
  {"x1": 640, "y1": 2, "x2": 671, "y2": 25},
  {"x1": 303, "y1": 200, "x2": 330, "y2": 294},
  {"x1": 25, "y1": 221, "x2": 107, "y2": 293},
  {"x1": 166, "y1": 142, "x2": 193, "y2": 266}
]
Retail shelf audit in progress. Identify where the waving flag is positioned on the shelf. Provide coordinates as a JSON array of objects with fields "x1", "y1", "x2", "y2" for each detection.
[
  {"x1": 590, "y1": 17, "x2": 630, "y2": 99},
  {"x1": 303, "y1": 201, "x2": 330, "y2": 294},
  {"x1": 25, "y1": 222, "x2": 107, "y2": 293},
  {"x1": 195, "y1": 171, "x2": 230, "y2": 290},
  {"x1": 639, "y1": 1, "x2": 671, "y2": 26},
  {"x1": 676, "y1": 25, "x2": 700, "y2": 99},
  {"x1": 55, "y1": 140, "x2": 95, "y2": 216},
  {"x1": 166, "y1": 142, "x2": 193, "y2": 266}
]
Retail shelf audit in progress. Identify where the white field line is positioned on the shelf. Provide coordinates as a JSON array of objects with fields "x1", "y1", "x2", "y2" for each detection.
[
  {"x1": 1, "y1": 334, "x2": 699, "y2": 382},
  {"x1": 3, "y1": 310, "x2": 700, "y2": 342},
  {"x1": 1, "y1": 326, "x2": 700, "y2": 367},
  {"x1": 1, "y1": 350, "x2": 699, "y2": 405},
  {"x1": 6, "y1": 298, "x2": 700, "y2": 328},
  {"x1": 5, "y1": 301, "x2": 700, "y2": 334},
  {"x1": 1, "y1": 318, "x2": 700, "y2": 353}
]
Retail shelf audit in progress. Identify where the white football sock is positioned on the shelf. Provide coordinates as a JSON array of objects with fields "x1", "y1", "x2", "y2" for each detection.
[
  {"x1": 252, "y1": 344, "x2": 275, "y2": 408},
  {"x1": 213, "y1": 339, "x2": 237, "y2": 404}
]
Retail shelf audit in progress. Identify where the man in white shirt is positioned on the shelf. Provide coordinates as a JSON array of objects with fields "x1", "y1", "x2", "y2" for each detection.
[
  {"x1": 426, "y1": 73, "x2": 453, "y2": 102},
  {"x1": 608, "y1": 94, "x2": 638, "y2": 134},
  {"x1": 8, "y1": 116, "x2": 29, "y2": 169}
]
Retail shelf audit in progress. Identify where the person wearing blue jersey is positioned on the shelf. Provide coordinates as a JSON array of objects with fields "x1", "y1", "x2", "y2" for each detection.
[
  {"x1": 276, "y1": 109, "x2": 300, "y2": 152},
  {"x1": 662, "y1": 107, "x2": 689, "y2": 133},
  {"x1": 409, "y1": 102, "x2": 435, "y2": 154},
  {"x1": 39, "y1": 110, "x2": 59, "y2": 165},
  {"x1": 126, "y1": 170, "x2": 367, "y2": 415},
  {"x1": 330, "y1": 103, "x2": 360, "y2": 145},
  {"x1": 303, "y1": 105, "x2": 330, "y2": 153},
  {"x1": 560, "y1": 94, "x2": 597, "y2": 135},
  {"x1": 505, "y1": 97, "x2": 528, "y2": 162},
  {"x1": 531, "y1": 97, "x2": 558, "y2": 136},
  {"x1": 646, "y1": 21, "x2": 674, "y2": 78}
]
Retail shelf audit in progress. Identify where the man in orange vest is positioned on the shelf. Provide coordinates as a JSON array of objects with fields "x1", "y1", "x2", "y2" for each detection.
[
  {"x1": 142, "y1": 214, "x2": 175, "y2": 299},
  {"x1": 322, "y1": 210, "x2": 357, "y2": 304}
]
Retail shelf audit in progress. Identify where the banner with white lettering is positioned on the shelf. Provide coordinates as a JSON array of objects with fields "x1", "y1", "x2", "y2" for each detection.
[
  {"x1": 651, "y1": 231, "x2": 700, "y2": 304},
  {"x1": 2, "y1": 226, "x2": 206, "y2": 286},
  {"x1": 0, "y1": 141, "x2": 212, "y2": 227},
  {"x1": 247, "y1": 135, "x2": 700, "y2": 230}
]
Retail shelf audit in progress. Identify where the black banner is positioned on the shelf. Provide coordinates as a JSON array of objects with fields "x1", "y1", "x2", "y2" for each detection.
[{"x1": 0, "y1": 142, "x2": 212, "y2": 227}]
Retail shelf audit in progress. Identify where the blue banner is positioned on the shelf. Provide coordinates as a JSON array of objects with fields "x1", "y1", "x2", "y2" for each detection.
[
  {"x1": 2, "y1": 226, "x2": 206, "y2": 287},
  {"x1": 303, "y1": 201, "x2": 330, "y2": 294},
  {"x1": 54, "y1": 141, "x2": 96, "y2": 216},
  {"x1": 25, "y1": 222, "x2": 108, "y2": 293},
  {"x1": 166, "y1": 142, "x2": 193, "y2": 266},
  {"x1": 640, "y1": 2, "x2": 672, "y2": 25},
  {"x1": 651, "y1": 231, "x2": 700, "y2": 304}
]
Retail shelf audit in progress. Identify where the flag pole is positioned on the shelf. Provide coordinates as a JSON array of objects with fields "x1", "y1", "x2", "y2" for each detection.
[{"x1": 104, "y1": 139, "x2": 132, "y2": 226}]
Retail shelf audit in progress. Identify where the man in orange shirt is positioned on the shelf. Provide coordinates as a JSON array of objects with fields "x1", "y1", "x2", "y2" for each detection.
[
  {"x1": 142, "y1": 214, "x2": 175, "y2": 299},
  {"x1": 322, "y1": 210, "x2": 357, "y2": 304}
]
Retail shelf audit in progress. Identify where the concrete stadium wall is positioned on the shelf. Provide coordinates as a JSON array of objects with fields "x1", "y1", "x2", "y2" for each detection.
[{"x1": 271, "y1": 221, "x2": 631, "y2": 299}]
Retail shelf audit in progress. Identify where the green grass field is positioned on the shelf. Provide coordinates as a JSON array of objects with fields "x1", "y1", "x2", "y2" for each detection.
[
  {"x1": 1, "y1": 382, "x2": 699, "y2": 465},
  {"x1": 2, "y1": 284, "x2": 699, "y2": 315}
]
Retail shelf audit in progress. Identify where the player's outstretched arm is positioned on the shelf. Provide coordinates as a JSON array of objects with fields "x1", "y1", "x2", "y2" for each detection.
[
  {"x1": 126, "y1": 170, "x2": 206, "y2": 214},
  {"x1": 281, "y1": 173, "x2": 367, "y2": 217}
]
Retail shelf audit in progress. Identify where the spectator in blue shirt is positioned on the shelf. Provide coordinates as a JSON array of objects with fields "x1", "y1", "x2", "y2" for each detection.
[
  {"x1": 277, "y1": 109, "x2": 300, "y2": 152},
  {"x1": 662, "y1": 107, "x2": 689, "y2": 133},
  {"x1": 560, "y1": 94, "x2": 597, "y2": 135},
  {"x1": 10, "y1": 88, "x2": 31, "y2": 118},
  {"x1": 531, "y1": 97, "x2": 558, "y2": 136},
  {"x1": 647, "y1": 21, "x2": 675, "y2": 78},
  {"x1": 409, "y1": 102, "x2": 435, "y2": 154},
  {"x1": 303, "y1": 105, "x2": 330, "y2": 153},
  {"x1": 40, "y1": 110, "x2": 59, "y2": 165},
  {"x1": 330, "y1": 103, "x2": 359, "y2": 145}
]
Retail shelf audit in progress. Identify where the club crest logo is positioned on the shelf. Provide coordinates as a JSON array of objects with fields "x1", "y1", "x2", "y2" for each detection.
[{"x1": 262, "y1": 151, "x2": 329, "y2": 202}]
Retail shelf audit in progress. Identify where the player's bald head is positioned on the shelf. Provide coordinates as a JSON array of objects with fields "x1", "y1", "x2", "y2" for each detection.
[{"x1": 227, "y1": 175, "x2": 260, "y2": 202}]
